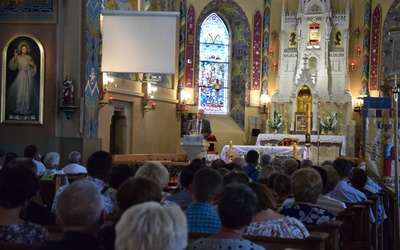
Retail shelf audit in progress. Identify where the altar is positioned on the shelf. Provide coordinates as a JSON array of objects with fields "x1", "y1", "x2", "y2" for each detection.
[
  {"x1": 220, "y1": 145, "x2": 307, "y2": 163},
  {"x1": 255, "y1": 134, "x2": 346, "y2": 164}
]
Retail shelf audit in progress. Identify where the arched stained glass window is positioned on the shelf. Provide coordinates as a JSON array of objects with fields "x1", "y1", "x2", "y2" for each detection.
[{"x1": 198, "y1": 13, "x2": 229, "y2": 114}]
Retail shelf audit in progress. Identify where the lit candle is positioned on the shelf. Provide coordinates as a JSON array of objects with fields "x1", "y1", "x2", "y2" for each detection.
[
  {"x1": 340, "y1": 101, "x2": 343, "y2": 116},
  {"x1": 322, "y1": 102, "x2": 325, "y2": 117}
]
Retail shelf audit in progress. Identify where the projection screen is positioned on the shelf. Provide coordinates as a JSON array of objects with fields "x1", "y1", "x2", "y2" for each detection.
[{"x1": 101, "y1": 10, "x2": 179, "y2": 74}]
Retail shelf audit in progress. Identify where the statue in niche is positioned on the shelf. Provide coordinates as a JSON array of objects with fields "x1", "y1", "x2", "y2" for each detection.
[
  {"x1": 334, "y1": 30, "x2": 342, "y2": 47},
  {"x1": 62, "y1": 76, "x2": 74, "y2": 106}
]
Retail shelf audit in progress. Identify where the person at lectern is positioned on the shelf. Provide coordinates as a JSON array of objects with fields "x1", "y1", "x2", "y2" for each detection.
[{"x1": 187, "y1": 109, "x2": 211, "y2": 139}]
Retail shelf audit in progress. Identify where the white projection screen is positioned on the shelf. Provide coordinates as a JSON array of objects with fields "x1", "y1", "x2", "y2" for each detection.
[{"x1": 101, "y1": 10, "x2": 179, "y2": 74}]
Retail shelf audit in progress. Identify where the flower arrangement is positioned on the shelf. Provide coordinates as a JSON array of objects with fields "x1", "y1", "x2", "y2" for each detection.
[
  {"x1": 269, "y1": 110, "x2": 283, "y2": 131},
  {"x1": 320, "y1": 112, "x2": 338, "y2": 132}
]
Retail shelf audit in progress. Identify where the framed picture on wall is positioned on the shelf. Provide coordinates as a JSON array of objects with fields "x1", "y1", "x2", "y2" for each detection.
[
  {"x1": 289, "y1": 30, "x2": 297, "y2": 48},
  {"x1": 1, "y1": 33, "x2": 45, "y2": 124},
  {"x1": 294, "y1": 112, "x2": 307, "y2": 133},
  {"x1": 0, "y1": 0, "x2": 57, "y2": 23}
]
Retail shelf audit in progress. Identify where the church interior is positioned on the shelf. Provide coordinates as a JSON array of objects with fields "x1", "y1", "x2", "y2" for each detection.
[
  {"x1": 1, "y1": 0, "x2": 396, "y2": 165},
  {"x1": 1, "y1": 0, "x2": 400, "y2": 249}
]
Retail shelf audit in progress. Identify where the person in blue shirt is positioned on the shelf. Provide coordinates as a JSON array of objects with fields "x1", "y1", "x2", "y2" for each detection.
[
  {"x1": 244, "y1": 150, "x2": 260, "y2": 182},
  {"x1": 184, "y1": 168, "x2": 222, "y2": 233}
]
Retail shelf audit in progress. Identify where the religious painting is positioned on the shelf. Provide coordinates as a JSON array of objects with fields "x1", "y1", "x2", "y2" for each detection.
[
  {"x1": 289, "y1": 30, "x2": 297, "y2": 48},
  {"x1": 294, "y1": 112, "x2": 307, "y2": 133},
  {"x1": 0, "y1": 0, "x2": 57, "y2": 23},
  {"x1": 308, "y1": 22, "x2": 320, "y2": 46},
  {"x1": 333, "y1": 29, "x2": 342, "y2": 47},
  {"x1": 1, "y1": 34, "x2": 44, "y2": 124}
]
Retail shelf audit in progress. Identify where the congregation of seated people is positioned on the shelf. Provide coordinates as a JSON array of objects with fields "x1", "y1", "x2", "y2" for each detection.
[{"x1": 0, "y1": 145, "x2": 387, "y2": 250}]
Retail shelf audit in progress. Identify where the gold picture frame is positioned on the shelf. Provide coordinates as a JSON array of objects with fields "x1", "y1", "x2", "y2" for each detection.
[
  {"x1": 1, "y1": 34, "x2": 45, "y2": 124},
  {"x1": 294, "y1": 112, "x2": 307, "y2": 133}
]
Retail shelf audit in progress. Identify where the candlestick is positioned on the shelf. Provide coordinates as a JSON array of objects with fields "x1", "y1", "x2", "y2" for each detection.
[
  {"x1": 283, "y1": 102, "x2": 288, "y2": 134},
  {"x1": 293, "y1": 142, "x2": 298, "y2": 158},
  {"x1": 229, "y1": 140, "x2": 233, "y2": 163},
  {"x1": 339, "y1": 102, "x2": 343, "y2": 135}
]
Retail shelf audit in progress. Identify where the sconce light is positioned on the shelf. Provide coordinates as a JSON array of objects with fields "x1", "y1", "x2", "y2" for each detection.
[
  {"x1": 268, "y1": 48, "x2": 273, "y2": 57},
  {"x1": 100, "y1": 73, "x2": 114, "y2": 100},
  {"x1": 271, "y1": 30, "x2": 278, "y2": 40},
  {"x1": 357, "y1": 47, "x2": 361, "y2": 57},
  {"x1": 273, "y1": 62, "x2": 278, "y2": 71},
  {"x1": 350, "y1": 62, "x2": 355, "y2": 71},
  {"x1": 259, "y1": 88, "x2": 270, "y2": 114},
  {"x1": 98, "y1": 95, "x2": 114, "y2": 111},
  {"x1": 142, "y1": 81, "x2": 157, "y2": 117},
  {"x1": 354, "y1": 27, "x2": 361, "y2": 38},
  {"x1": 176, "y1": 87, "x2": 189, "y2": 120}
]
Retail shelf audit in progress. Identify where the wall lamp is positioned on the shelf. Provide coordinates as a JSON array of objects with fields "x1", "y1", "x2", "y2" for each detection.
[
  {"x1": 350, "y1": 62, "x2": 355, "y2": 71},
  {"x1": 357, "y1": 46, "x2": 361, "y2": 57},
  {"x1": 100, "y1": 73, "x2": 114, "y2": 100},
  {"x1": 142, "y1": 81, "x2": 157, "y2": 117},
  {"x1": 273, "y1": 62, "x2": 278, "y2": 71},
  {"x1": 268, "y1": 48, "x2": 273, "y2": 57},
  {"x1": 98, "y1": 95, "x2": 114, "y2": 111},
  {"x1": 259, "y1": 88, "x2": 270, "y2": 114},
  {"x1": 176, "y1": 89, "x2": 189, "y2": 121}
]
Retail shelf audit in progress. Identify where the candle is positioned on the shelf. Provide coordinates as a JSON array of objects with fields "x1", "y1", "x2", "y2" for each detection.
[
  {"x1": 340, "y1": 101, "x2": 343, "y2": 116},
  {"x1": 284, "y1": 102, "x2": 288, "y2": 117},
  {"x1": 330, "y1": 101, "x2": 333, "y2": 114},
  {"x1": 306, "y1": 102, "x2": 311, "y2": 143},
  {"x1": 322, "y1": 102, "x2": 325, "y2": 117}
]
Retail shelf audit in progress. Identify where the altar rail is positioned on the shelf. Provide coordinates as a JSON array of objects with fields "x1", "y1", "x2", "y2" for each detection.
[{"x1": 113, "y1": 153, "x2": 189, "y2": 165}]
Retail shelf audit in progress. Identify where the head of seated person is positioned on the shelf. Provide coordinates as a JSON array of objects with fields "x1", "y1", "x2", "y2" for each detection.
[
  {"x1": 55, "y1": 179, "x2": 105, "y2": 236},
  {"x1": 4, "y1": 157, "x2": 37, "y2": 174},
  {"x1": 211, "y1": 158, "x2": 226, "y2": 170},
  {"x1": 108, "y1": 164, "x2": 134, "y2": 190},
  {"x1": 232, "y1": 157, "x2": 245, "y2": 170},
  {"x1": 218, "y1": 184, "x2": 259, "y2": 230},
  {"x1": 292, "y1": 167, "x2": 322, "y2": 204},
  {"x1": 0, "y1": 166, "x2": 39, "y2": 210},
  {"x1": 191, "y1": 168, "x2": 222, "y2": 204},
  {"x1": 260, "y1": 153, "x2": 273, "y2": 167},
  {"x1": 179, "y1": 162, "x2": 206, "y2": 190},
  {"x1": 86, "y1": 151, "x2": 113, "y2": 181},
  {"x1": 248, "y1": 182, "x2": 278, "y2": 212},
  {"x1": 43, "y1": 152, "x2": 61, "y2": 170},
  {"x1": 245, "y1": 150, "x2": 259, "y2": 166},
  {"x1": 282, "y1": 158, "x2": 299, "y2": 176},
  {"x1": 134, "y1": 161, "x2": 169, "y2": 191},
  {"x1": 115, "y1": 201, "x2": 187, "y2": 250},
  {"x1": 320, "y1": 164, "x2": 340, "y2": 194},
  {"x1": 117, "y1": 176, "x2": 162, "y2": 214},
  {"x1": 222, "y1": 171, "x2": 250, "y2": 187},
  {"x1": 273, "y1": 173, "x2": 292, "y2": 200}
]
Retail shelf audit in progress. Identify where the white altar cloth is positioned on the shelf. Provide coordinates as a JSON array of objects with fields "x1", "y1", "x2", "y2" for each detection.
[
  {"x1": 220, "y1": 145, "x2": 308, "y2": 163},
  {"x1": 255, "y1": 134, "x2": 346, "y2": 156}
]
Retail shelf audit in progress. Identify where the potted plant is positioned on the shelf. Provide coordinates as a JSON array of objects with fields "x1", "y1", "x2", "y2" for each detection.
[
  {"x1": 269, "y1": 110, "x2": 283, "y2": 133},
  {"x1": 320, "y1": 112, "x2": 338, "y2": 134}
]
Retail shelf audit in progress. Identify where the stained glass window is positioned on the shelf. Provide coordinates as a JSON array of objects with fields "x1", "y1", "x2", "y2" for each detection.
[{"x1": 198, "y1": 13, "x2": 229, "y2": 114}]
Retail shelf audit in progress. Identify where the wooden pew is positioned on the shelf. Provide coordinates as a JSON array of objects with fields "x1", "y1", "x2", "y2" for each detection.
[
  {"x1": 338, "y1": 201, "x2": 373, "y2": 250},
  {"x1": 306, "y1": 220, "x2": 343, "y2": 250},
  {"x1": 38, "y1": 175, "x2": 68, "y2": 209},
  {"x1": 188, "y1": 232, "x2": 329, "y2": 250},
  {"x1": 0, "y1": 243, "x2": 43, "y2": 250},
  {"x1": 45, "y1": 225, "x2": 64, "y2": 241}
]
